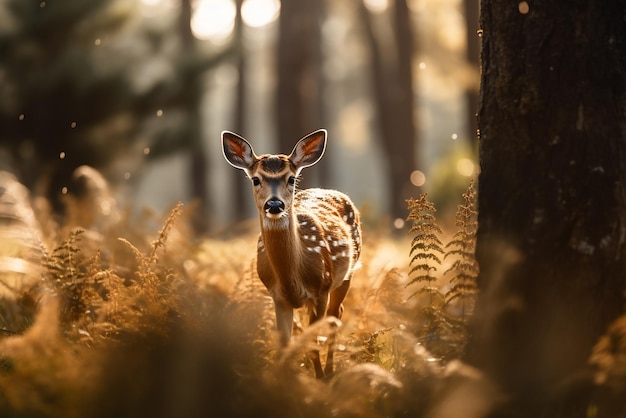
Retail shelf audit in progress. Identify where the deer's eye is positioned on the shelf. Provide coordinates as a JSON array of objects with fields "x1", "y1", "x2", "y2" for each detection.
[
  {"x1": 287, "y1": 176, "x2": 296, "y2": 186},
  {"x1": 252, "y1": 177, "x2": 261, "y2": 186}
]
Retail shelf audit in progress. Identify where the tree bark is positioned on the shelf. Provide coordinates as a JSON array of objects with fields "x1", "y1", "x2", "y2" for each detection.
[
  {"x1": 469, "y1": 0, "x2": 626, "y2": 415},
  {"x1": 463, "y1": 0, "x2": 480, "y2": 141}
]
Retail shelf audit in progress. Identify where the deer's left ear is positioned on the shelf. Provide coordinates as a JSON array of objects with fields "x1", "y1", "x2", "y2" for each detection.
[{"x1": 289, "y1": 129, "x2": 327, "y2": 172}]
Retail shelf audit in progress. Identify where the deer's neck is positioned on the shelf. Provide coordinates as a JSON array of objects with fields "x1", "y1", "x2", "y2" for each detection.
[{"x1": 260, "y1": 211, "x2": 303, "y2": 286}]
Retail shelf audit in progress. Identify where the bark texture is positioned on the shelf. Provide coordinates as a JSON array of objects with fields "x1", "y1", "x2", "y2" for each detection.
[{"x1": 470, "y1": 0, "x2": 626, "y2": 415}]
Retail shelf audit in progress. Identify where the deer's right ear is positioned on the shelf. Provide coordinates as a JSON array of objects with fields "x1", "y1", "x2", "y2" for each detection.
[{"x1": 222, "y1": 131, "x2": 257, "y2": 171}]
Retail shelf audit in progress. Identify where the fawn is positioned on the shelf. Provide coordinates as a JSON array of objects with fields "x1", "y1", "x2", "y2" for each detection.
[{"x1": 222, "y1": 129, "x2": 361, "y2": 378}]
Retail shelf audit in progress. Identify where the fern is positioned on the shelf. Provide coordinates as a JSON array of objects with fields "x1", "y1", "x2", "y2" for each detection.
[
  {"x1": 405, "y1": 194, "x2": 456, "y2": 359},
  {"x1": 405, "y1": 194, "x2": 445, "y2": 304},
  {"x1": 113, "y1": 203, "x2": 185, "y2": 332},
  {"x1": 444, "y1": 180, "x2": 478, "y2": 319},
  {"x1": 42, "y1": 229, "x2": 95, "y2": 322}
]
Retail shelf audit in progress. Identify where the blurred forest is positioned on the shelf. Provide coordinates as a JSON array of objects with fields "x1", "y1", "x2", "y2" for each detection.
[
  {"x1": 0, "y1": 1, "x2": 626, "y2": 418},
  {"x1": 0, "y1": 0, "x2": 478, "y2": 231}
]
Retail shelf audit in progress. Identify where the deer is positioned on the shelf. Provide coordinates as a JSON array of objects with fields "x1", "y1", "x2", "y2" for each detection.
[{"x1": 222, "y1": 129, "x2": 361, "y2": 378}]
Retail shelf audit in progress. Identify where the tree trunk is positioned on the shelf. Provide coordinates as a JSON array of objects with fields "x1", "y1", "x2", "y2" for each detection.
[
  {"x1": 231, "y1": 0, "x2": 249, "y2": 222},
  {"x1": 275, "y1": 0, "x2": 324, "y2": 150},
  {"x1": 361, "y1": 0, "x2": 417, "y2": 223},
  {"x1": 181, "y1": 0, "x2": 210, "y2": 232},
  {"x1": 469, "y1": 0, "x2": 626, "y2": 415},
  {"x1": 463, "y1": 0, "x2": 480, "y2": 141}
]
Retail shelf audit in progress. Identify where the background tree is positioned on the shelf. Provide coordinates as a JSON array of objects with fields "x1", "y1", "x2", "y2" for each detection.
[
  {"x1": 0, "y1": 0, "x2": 227, "y2": 222},
  {"x1": 275, "y1": 0, "x2": 324, "y2": 158},
  {"x1": 229, "y1": 0, "x2": 249, "y2": 222},
  {"x1": 361, "y1": 0, "x2": 418, "y2": 223},
  {"x1": 469, "y1": 1, "x2": 626, "y2": 416}
]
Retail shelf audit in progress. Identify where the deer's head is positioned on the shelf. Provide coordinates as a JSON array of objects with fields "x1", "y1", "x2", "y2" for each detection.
[{"x1": 222, "y1": 130, "x2": 327, "y2": 225}]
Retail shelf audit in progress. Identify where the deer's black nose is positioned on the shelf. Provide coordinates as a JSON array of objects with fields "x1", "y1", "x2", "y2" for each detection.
[{"x1": 264, "y1": 198, "x2": 285, "y2": 214}]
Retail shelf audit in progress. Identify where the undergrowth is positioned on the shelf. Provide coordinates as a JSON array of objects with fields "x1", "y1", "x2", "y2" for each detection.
[
  {"x1": 1, "y1": 175, "x2": 622, "y2": 417},
  {"x1": 0, "y1": 176, "x2": 563, "y2": 418},
  {"x1": 405, "y1": 180, "x2": 478, "y2": 360}
]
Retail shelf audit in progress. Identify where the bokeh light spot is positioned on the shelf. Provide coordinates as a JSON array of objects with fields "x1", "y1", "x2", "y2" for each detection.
[
  {"x1": 518, "y1": 1, "x2": 529, "y2": 14},
  {"x1": 242, "y1": 0, "x2": 280, "y2": 28},
  {"x1": 410, "y1": 170, "x2": 426, "y2": 187},
  {"x1": 191, "y1": 0, "x2": 236, "y2": 41},
  {"x1": 364, "y1": 0, "x2": 389, "y2": 13},
  {"x1": 393, "y1": 218, "x2": 405, "y2": 229},
  {"x1": 457, "y1": 158, "x2": 475, "y2": 177}
]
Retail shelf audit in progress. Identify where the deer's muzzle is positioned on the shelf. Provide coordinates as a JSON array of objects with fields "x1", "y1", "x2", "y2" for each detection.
[{"x1": 264, "y1": 198, "x2": 285, "y2": 215}]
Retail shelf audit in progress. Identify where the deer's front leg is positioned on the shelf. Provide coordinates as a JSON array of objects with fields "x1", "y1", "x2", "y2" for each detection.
[
  {"x1": 273, "y1": 300, "x2": 294, "y2": 347},
  {"x1": 307, "y1": 294, "x2": 330, "y2": 379}
]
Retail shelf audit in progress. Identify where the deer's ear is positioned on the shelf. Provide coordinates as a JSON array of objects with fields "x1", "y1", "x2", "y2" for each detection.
[
  {"x1": 289, "y1": 129, "x2": 327, "y2": 172},
  {"x1": 222, "y1": 131, "x2": 257, "y2": 171}
]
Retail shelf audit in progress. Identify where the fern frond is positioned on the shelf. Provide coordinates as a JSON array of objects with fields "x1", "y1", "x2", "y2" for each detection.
[
  {"x1": 408, "y1": 263, "x2": 436, "y2": 275},
  {"x1": 407, "y1": 287, "x2": 446, "y2": 304},
  {"x1": 443, "y1": 179, "x2": 478, "y2": 320},
  {"x1": 406, "y1": 274, "x2": 438, "y2": 287}
]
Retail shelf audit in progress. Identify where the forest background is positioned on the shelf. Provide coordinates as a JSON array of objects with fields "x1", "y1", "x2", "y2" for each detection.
[
  {"x1": 0, "y1": 0, "x2": 478, "y2": 231},
  {"x1": 0, "y1": 1, "x2": 625, "y2": 418}
]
